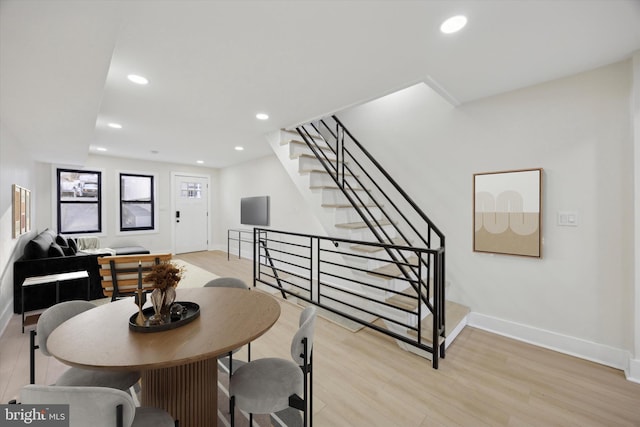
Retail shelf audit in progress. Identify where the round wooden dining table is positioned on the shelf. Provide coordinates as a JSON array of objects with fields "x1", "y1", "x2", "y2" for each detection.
[{"x1": 46, "y1": 287, "x2": 281, "y2": 427}]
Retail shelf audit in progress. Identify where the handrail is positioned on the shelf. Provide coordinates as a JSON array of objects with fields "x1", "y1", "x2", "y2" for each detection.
[
  {"x1": 298, "y1": 125, "x2": 421, "y2": 288},
  {"x1": 295, "y1": 116, "x2": 445, "y2": 311},
  {"x1": 253, "y1": 228, "x2": 446, "y2": 368},
  {"x1": 334, "y1": 116, "x2": 444, "y2": 236}
]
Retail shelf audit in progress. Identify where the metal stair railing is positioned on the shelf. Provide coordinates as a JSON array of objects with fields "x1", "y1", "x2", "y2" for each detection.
[
  {"x1": 253, "y1": 228, "x2": 446, "y2": 368},
  {"x1": 294, "y1": 115, "x2": 445, "y2": 360}
]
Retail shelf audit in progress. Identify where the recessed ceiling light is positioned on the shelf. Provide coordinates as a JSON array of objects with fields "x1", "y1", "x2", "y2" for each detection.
[
  {"x1": 107, "y1": 123, "x2": 122, "y2": 129},
  {"x1": 440, "y1": 15, "x2": 467, "y2": 34},
  {"x1": 196, "y1": 160, "x2": 204, "y2": 164},
  {"x1": 235, "y1": 146, "x2": 244, "y2": 151},
  {"x1": 96, "y1": 147, "x2": 107, "y2": 152},
  {"x1": 256, "y1": 113, "x2": 269, "y2": 120},
  {"x1": 127, "y1": 74, "x2": 149, "y2": 85}
]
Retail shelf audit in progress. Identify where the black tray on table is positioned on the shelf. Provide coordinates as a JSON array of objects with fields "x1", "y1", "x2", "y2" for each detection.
[{"x1": 129, "y1": 301, "x2": 200, "y2": 333}]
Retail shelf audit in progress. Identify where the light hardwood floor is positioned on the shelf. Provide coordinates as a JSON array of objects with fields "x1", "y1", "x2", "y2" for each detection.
[{"x1": 2, "y1": 250, "x2": 640, "y2": 426}]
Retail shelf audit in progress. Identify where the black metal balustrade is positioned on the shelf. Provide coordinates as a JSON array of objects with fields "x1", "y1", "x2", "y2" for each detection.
[
  {"x1": 254, "y1": 228, "x2": 444, "y2": 368},
  {"x1": 291, "y1": 115, "x2": 446, "y2": 367},
  {"x1": 253, "y1": 227, "x2": 446, "y2": 368}
]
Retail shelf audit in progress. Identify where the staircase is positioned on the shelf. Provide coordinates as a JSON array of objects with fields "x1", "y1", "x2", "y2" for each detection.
[{"x1": 261, "y1": 116, "x2": 469, "y2": 368}]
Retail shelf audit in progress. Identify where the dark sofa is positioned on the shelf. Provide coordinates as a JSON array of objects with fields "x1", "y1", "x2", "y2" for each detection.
[{"x1": 13, "y1": 229, "x2": 149, "y2": 314}]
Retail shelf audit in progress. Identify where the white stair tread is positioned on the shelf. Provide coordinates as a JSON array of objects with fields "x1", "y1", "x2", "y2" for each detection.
[
  {"x1": 281, "y1": 130, "x2": 325, "y2": 144},
  {"x1": 298, "y1": 153, "x2": 340, "y2": 161},
  {"x1": 288, "y1": 139, "x2": 333, "y2": 152},
  {"x1": 385, "y1": 281, "x2": 432, "y2": 310},
  {"x1": 321, "y1": 202, "x2": 378, "y2": 209},
  {"x1": 309, "y1": 184, "x2": 369, "y2": 191},
  {"x1": 368, "y1": 256, "x2": 420, "y2": 279},
  {"x1": 335, "y1": 219, "x2": 393, "y2": 229},
  {"x1": 306, "y1": 169, "x2": 357, "y2": 177},
  {"x1": 350, "y1": 237, "x2": 409, "y2": 253}
]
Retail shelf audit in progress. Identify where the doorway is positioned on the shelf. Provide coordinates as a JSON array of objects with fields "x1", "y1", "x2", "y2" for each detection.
[{"x1": 173, "y1": 174, "x2": 209, "y2": 254}]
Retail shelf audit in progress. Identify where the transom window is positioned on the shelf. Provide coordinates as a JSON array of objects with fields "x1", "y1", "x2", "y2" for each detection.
[{"x1": 180, "y1": 182, "x2": 202, "y2": 199}]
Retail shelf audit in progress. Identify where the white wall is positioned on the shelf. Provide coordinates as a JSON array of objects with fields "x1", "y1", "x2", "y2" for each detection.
[
  {"x1": 0, "y1": 123, "x2": 37, "y2": 332},
  {"x1": 631, "y1": 51, "x2": 640, "y2": 381},
  {"x1": 215, "y1": 154, "x2": 324, "y2": 253},
  {"x1": 35, "y1": 154, "x2": 219, "y2": 253},
  {"x1": 338, "y1": 60, "x2": 634, "y2": 370}
]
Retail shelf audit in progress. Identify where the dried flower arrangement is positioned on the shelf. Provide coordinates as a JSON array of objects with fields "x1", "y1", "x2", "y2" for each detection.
[{"x1": 143, "y1": 261, "x2": 185, "y2": 290}]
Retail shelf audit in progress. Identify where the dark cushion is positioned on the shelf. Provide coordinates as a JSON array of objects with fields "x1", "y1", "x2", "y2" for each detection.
[
  {"x1": 61, "y1": 245, "x2": 75, "y2": 256},
  {"x1": 48, "y1": 243, "x2": 65, "y2": 258},
  {"x1": 68, "y1": 238, "x2": 78, "y2": 253},
  {"x1": 56, "y1": 235, "x2": 76, "y2": 255},
  {"x1": 23, "y1": 240, "x2": 46, "y2": 260},
  {"x1": 23, "y1": 229, "x2": 57, "y2": 260},
  {"x1": 113, "y1": 246, "x2": 150, "y2": 255}
]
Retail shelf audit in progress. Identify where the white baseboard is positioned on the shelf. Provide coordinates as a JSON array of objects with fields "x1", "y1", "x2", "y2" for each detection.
[
  {"x1": 628, "y1": 357, "x2": 640, "y2": 383},
  {"x1": 210, "y1": 243, "x2": 227, "y2": 252},
  {"x1": 468, "y1": 312, "x2": 630, "y2": 372}
]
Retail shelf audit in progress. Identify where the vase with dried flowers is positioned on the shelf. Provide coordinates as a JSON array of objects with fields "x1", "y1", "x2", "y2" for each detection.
[{"x1": 143, "y1": 261, "x2": 184, "y2": 324}]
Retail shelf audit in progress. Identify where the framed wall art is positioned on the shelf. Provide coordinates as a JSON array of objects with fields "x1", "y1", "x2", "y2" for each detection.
[
  {"x1": 473, "y1": 168, "x2": 542, "y2": 257},
  {"x1": 12, "y1": 184, "x2": 31, "y2": 238}
]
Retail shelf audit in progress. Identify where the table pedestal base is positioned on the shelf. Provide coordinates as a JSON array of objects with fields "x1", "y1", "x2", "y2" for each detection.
[{"x1": 142, "y1": 357, "x2": 218, "y2": 427}]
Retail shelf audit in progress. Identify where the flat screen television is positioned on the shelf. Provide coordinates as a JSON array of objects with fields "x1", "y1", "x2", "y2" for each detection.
[{"x1": 240, "y1": 196, "x2": 270, "y2": 226}]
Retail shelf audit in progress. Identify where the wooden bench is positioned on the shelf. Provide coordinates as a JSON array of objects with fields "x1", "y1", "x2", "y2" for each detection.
[{"x1": 97, "y1": 253, "x2": 173, "y2": 301}]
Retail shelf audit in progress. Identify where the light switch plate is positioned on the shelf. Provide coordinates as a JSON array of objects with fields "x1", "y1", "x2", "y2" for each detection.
[{"x1": 557, "y1": 211, "x2": 579, "y2": 226}]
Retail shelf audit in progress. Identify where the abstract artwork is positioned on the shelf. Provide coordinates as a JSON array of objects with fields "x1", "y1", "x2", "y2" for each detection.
[{"x1": 473, "y1": 168, "x2": 542, "y2": 257}]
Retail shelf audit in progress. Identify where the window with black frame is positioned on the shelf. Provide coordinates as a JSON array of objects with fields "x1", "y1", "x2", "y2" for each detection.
[
  {"x1": 57, "y1": 168, "x2": 102, "y2": 234},
  {"x1": 120, "y1": 173, "x2": 155, "y2": 231}
]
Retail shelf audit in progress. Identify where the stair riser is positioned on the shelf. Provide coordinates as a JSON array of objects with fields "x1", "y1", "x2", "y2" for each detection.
[
  {"x1": 289, "y1": 142, "x2": 336, "y2": 160},
  {"x1": 298, "y1": 155, "x2": 343, "y2": 173},
  {"x1": 377, "y1": 301, "x2": 430, "y2": 324},
  {"x1": 337, "y1": 224, "x2": 398, "y2": 241},
  {"x1": 310, "y1": 172, "x2": 360, "y2": 188},
  {"x1": 332, "y1": 207, "x2": 383, "y2": 224},
  {"x1": 346, "y1": 253, "x2": 427, "y2": 275},
  {"x1": 349, "y1": 275, "x2": 420, "y2": 303},
  {"x1": 321, "y1": 188, "x2": 371, "y2": 205}
]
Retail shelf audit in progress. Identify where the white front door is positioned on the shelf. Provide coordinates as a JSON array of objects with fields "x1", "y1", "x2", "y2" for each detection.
[{"x1": 174, "y1": 174, "x2": 209, "y2": 254}]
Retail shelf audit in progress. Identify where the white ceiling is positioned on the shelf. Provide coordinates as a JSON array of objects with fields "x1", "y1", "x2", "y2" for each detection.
[{"x1": 1, "y1": 0, "x2": 639, "y2": 168}]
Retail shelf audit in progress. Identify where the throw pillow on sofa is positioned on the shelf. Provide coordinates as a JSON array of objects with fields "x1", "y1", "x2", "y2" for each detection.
[
  {"x1": 48, "y1": 242, "x2": 66, "y2": 258},
  {"x1": 55, "y1": 235, "x2": 76, "y2": 256},
  {"x1": 23, "y1": 229, "x2": 57, "y2": 260},
  {"x1": 67, "y1": 238, "x2": 78, "y2": 253}
]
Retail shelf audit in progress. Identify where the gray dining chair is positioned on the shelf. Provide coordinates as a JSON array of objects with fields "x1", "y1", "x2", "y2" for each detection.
[
  {"x1": 30, "y1": 300, "x2": 140, "y2": 391},
  {"x1": 229, "y1": 305, "x2": 317, "y2": 427},
  {"x1": 204, "y1": 277, "x2": 248, "y2": 290},
  {"x1": 204, "y1": 276, "x2": 250, "y2": 414},
  {"x1": 204, "y1": 277, "x2": 251, "y2": 368},
  {"x1": 20, "y1": 384, "x2": 176, "y2": 427}
]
